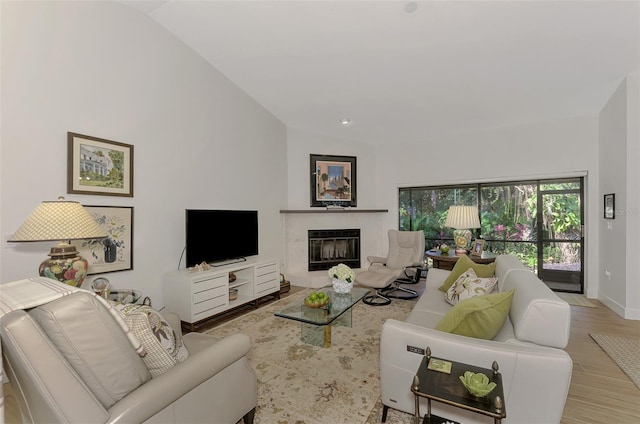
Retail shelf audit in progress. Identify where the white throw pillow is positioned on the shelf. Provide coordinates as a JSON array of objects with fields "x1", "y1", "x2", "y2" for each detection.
[
  {"x1": 113, "y1": 303, "x2": 189, "y2": 377},
  {"x1": 445, "y1": 268, "x2": 498, "y2": 306}
]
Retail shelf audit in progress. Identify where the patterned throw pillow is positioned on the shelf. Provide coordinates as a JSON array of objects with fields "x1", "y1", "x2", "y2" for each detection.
[
  {"x1": 445, "y1": 268, "x2": 498, "y2": 306},
  {"x1": 438, "y1": 255, "x2": 496, "y2": 292},
  {"x1": 113, "y1": 303, "x2": 189, "y2": 377},
  {"x1": 445, "y1": 268, "x2": 477, "y2": 305}
]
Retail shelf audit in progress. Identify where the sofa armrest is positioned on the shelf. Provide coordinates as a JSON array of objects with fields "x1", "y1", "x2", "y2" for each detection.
[
  {"x1": 163, "y1": 311, "x2": 182, "y2": 336},
  {"x1": 380, "y1": 319, "x2": 572, "y2": 424},
  {"x1": 107, "y1": 333, "x2": 252, "y2": 423}
]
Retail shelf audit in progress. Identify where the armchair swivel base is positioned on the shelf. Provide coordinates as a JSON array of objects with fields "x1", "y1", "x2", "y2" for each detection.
[{"x1": 357, "y1": 270, "x2": 393, "y2": 306}]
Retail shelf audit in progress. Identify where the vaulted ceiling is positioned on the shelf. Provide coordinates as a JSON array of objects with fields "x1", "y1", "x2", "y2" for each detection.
[{"x1": 123, "y1": 0, "x2": 640, "y2": 145}]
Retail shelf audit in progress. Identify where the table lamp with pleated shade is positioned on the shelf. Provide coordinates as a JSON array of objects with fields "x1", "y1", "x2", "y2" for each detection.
[
  {"x1": 445, "y1": 205, "x2": 481, "y2": 254},
  {"x1": 9, "y1": 197, "x2": 107, "y2": 287}
]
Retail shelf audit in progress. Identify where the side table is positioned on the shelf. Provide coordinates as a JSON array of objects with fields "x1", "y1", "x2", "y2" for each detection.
[
  {"x1": 425, "y1": 249, "x2": 497, "y2": 271},
  {"x1": 411, "y1": 347, "x2": 506, "y2": 424}
]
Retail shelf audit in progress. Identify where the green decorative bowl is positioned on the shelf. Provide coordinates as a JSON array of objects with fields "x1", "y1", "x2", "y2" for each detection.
[
  {"x1": 459, "y1": 371, "x2": 497, "y2": 398},
  {"x1": 440, "y1": 244, "x2": 450, "y2": 254}
]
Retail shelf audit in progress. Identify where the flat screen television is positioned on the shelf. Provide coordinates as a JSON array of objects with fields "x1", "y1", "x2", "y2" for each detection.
[{"x1": 185, "y1": 209, "x2": 258, "y2": 267}]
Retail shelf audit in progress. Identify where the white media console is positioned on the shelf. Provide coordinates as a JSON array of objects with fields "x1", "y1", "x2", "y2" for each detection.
[{"x1": 163, "y1": 257, "x2": 280, "y2": 331}]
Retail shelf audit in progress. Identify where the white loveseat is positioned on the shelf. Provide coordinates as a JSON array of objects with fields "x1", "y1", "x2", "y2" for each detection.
[{"x1": 380, "y1": 254, "x2": 573, "y2": 423}]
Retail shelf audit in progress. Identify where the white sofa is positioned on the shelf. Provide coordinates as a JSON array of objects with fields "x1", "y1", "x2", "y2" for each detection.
[{"x1": 380, "y1": 254, "x2": 573, "y2": 423}]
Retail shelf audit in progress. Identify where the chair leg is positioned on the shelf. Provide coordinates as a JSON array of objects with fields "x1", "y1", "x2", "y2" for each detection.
[
  {"x1": 382, "y1": 404, "x2": 389, "y2": 422},
  {"x1": 380, "y1": 284, "x2": 419, "y2": 300},
  {"x1": 363, "y1": 290, "x2": 391, "y2": 306},
  {"x1": 243, "y1": 407, "x2": 256, "y2": 424}
]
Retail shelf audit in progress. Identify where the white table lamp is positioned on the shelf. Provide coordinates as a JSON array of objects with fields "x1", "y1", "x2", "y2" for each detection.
[{"x1": 445, "y1": 205, "x2": 481, "y2": 254}]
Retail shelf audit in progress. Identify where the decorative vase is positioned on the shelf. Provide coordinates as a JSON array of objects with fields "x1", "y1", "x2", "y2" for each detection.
[
  {"x1": 332, "y1": 278, "x2": 353, "y2": 293},
  {"x1": 103, "y1": 238, "x2": 117, "y2": 263}
]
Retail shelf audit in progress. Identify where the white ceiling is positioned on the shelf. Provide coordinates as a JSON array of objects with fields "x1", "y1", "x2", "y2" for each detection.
[{"x1": 123, "y1": 0, "x2": 640, "y2": 145}]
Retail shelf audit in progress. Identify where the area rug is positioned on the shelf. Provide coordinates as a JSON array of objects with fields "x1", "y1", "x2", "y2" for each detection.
[
  {"x1": 556, "y1": 292, "x2": 598, "y2": 308},
  {"x1": 590, "y1": 334, "x2": 640, "y2": 390},
  {"x1": 205, "y1": 289, "x2": 416, "y2": 423}
]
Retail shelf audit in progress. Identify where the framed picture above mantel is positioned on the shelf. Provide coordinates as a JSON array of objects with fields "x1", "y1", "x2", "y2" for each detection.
[{"x1": 310, "y1": 154, "x2": 357, "y2": 207}]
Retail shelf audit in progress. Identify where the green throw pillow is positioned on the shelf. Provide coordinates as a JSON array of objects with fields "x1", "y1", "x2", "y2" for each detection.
[
  {"x1": 434, "y1": 289, "x2": 515, "y2": 340},
  {"x1": 438, "y1": 255, "x2": 496, "y2": 292}
]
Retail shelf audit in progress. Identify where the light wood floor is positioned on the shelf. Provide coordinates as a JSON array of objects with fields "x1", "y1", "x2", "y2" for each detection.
[
  {"x1": 2, "y1": 291, "x2": 639, "y2": 423},
  {"x1": 561, "y1": 300, "x2": 640, "y2": 423}
]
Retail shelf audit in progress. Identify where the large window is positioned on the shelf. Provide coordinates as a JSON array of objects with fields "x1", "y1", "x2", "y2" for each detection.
[{"x1": 399, "y1": 177, "x2": 584, "y2": 292}]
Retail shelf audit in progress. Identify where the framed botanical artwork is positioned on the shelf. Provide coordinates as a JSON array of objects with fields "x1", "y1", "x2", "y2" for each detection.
[
  {"x1": 72, "y1": 206, "x2": 134, "y2": 274},
  {"x1": 604, "y1": 193, "x2": 615, "y2": 219},
  {"x1": 67, "y1": 132, "x2": 134, "y2": 197},
  {"x1": 471, "y1": 239, "x2": 485, "y2": 256},
  {"x1": 310, "y1": 154, "x2": 357, "y2": 207}
]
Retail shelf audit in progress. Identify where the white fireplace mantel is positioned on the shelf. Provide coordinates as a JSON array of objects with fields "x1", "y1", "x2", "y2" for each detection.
[{"x1": 281, "y1": 209, "x2": 389, "y2": 288}]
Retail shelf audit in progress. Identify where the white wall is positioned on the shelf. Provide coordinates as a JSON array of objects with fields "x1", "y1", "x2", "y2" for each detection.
[
  {"x1": 598, "y1": 74, "x2": 640, "y2": 319},
  {"x1": 625, "y1": 73, "x2": 640, "y2": 319},
  {"x1": 286, "y1": 116, "x2": 602, "y2": 296},
  {"x1": 282, "y1": 127, "x2": 385, "y2": 284},
  {"x1": 0, "y1": 1, "x2": 287, "y2": 309},
  {"x1": 376, "y1": 115, "x2": 601, "y2": 297},
  {"x1": 286, "y1": 127, "x2": 379, "y2": 209}
]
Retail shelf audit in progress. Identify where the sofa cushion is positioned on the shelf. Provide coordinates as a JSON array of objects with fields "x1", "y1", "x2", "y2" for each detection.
[
  {"x1": 438, "y1": 255, "x2": 496, "y2": 292},
  {"x1": 445, "y1": 268, "x2": 498, "y2": 305},
  {"x1": 29, "y1": 292, "x2": 151, "y2": 408},
  {"x1": 113, "y1": 303, "x2": 190, "y2": 377},
  {"x1": 435, "y1": 289, "x2": 515, "y2": 339}
]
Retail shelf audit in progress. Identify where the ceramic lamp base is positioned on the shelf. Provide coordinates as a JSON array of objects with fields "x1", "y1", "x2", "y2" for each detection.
[
  {"x1": 38, "y1": 242, "x2": 88, "y2": 287},
  {"x1": 453, "y1": 229, "x2": 472, "y2": 253}
]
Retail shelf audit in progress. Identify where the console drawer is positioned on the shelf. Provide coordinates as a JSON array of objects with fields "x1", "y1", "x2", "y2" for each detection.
[
  {"x1": 192, "y1": 274, "x2": 226, "y2": 295},
  {"x1": 255, "y1": 263, "x2": 278, "y2": 283}
]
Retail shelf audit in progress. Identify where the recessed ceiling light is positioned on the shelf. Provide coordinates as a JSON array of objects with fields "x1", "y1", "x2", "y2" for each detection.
[{"x1": 340, "y1": 118, "x2": 351, "y2": 125}]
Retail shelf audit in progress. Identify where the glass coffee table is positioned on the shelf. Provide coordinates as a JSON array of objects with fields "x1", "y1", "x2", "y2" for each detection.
[{"x1": 274, "y1": 287, "x2": 369, "y2": 348}]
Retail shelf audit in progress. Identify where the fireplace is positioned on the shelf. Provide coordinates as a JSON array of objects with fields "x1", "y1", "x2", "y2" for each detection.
[{"x1": 308, "y1": 229, "x2": 361, "y2": 271}]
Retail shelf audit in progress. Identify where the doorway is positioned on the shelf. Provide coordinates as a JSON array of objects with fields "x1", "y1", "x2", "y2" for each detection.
[{"x1": 537, "y1": 181, "x2": 584, "y2": 292}]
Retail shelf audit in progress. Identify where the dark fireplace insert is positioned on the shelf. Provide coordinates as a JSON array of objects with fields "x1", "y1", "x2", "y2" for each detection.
[{"x1": 308, "y1": 229, "x2": 361, "y2": 271}]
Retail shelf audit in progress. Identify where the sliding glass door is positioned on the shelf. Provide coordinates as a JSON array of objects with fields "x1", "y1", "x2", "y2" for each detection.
[{"x1": 399, "y1": 177, "x2": 584, "y2": 293}]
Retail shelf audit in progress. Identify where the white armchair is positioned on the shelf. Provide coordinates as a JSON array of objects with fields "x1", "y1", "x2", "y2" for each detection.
[
  {"x1": 0, "y1": 290, "x2": 257, "y2": 424},
  {"x1": 356, "y1": 230, "x2": 425, "y2": 305}
]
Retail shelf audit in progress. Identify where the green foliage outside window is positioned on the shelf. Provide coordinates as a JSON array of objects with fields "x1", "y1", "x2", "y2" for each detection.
[{"x1": 399, "y1": 178, "x2": 582, "y2": 271}]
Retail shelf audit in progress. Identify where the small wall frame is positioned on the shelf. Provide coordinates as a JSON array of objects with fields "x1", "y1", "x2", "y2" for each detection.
[{"x1": 604, "y1": 193, "x2": 615, "y2": 219}]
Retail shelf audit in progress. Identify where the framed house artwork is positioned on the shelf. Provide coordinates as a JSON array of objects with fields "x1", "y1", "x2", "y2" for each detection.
[
  {"x1": 310, "y1": 154, "x2": 357, "y2": 207},
  {"x1": 68, "y1": 132, "x2": 134, "y2": 197},
  {"x1": 72, "y1": 205, "x2": 134, "y2": 274}
]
